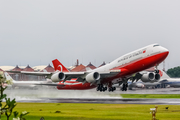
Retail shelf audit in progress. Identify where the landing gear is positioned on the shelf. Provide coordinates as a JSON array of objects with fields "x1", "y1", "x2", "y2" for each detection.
[
  {"x1": 121, "y1": 83, "x2": 128, "y2": 91},
  {"x1": 155, "y1": 64, "x2": 160, "y2": 73},
  {"x1": 96, "y1": 84, "x2": 116, "y2": 92},
  {"x1": 155, "y1": 69, "x2": 159, "y2": 73},
  {"x1": 96, "y1": 84, "x2": 107, "y2": 92},
  {"x1": 108, "y1": 87, "x2": 116, "y2": 92}
]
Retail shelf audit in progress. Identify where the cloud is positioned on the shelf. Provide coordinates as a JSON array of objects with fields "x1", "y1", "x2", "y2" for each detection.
[{"x1": 0, "y1": 0, "x2": 180, "y2": 69}]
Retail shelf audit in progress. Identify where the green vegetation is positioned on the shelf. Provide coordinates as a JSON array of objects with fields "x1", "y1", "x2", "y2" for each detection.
[
  {"x1": 121, "y1": 94, "x2": 180, "y2": 98},
  {"x1": 0, "y1": 72, "x2": 29, "y2": 120},
  {"x1": 167, "y1": 66, "x2": 180, "y2": 77},
  {"x1": 1, "y1": 103, "x2": 180, "y2": 120}
]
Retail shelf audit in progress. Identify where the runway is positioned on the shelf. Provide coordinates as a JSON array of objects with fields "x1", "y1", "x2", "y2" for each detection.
[
  {"x1": 16, "y1": 98, "x2": 180, "y2": 105},
  {"x1": 5, "y1": 87, "x2": 180, "y2": 105}
]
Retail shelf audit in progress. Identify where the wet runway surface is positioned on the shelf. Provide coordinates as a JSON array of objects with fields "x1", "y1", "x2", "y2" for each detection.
[
  {"x1": 5, "y1": 87, "x2": 180, "y2": 105},
  {"x1": 17, "y1": 98, "x2": 180, "y2": 105}
]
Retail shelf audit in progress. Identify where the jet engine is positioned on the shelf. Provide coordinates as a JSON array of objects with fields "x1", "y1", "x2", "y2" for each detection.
[
  {"x1": 154, "y1": 73, "x2": 161, "y2": 82},
  {"x1": 141, "y1": 72, "x2": 160, "y2": 83},
  {"x1": 86, "y1": 72, "x2": 100, "y2": 83},
  {"x1": 51, "y1": 72, "x2": 65, "y2": 82}
]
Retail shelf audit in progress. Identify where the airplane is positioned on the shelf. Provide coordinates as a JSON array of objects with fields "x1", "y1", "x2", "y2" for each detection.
[
  {"x1": 36, "y1": 60, "x2": 97, "y2": 90},
  {"x1": 127, "y1": 70, "x2": 180, "y2": 89},
  {"x1": 112, "y1": 81, "x2": 145, "y2": 90},
  {"x1": 8, "y1": 44, "x2": 169, "y2": 92},
  {"x1": 152, "y1": 70, "x2": 180, "y2": 88},
  {"x1": 4, "y1": 72, "x2": 52, "y2": 89}
]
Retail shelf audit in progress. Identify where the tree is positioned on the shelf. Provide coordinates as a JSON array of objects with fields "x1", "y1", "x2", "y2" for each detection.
[{"x1": 167, "y1": 66, "x2": 180, "y2": 77}]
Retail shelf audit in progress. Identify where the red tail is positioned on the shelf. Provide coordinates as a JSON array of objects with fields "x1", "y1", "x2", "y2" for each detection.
[
  {"x1": 52, "y1": 59, "x2": 69, "y2": 72},
  {"x1": 159, "y1": 70, "x2": 163, "y2": 77}
]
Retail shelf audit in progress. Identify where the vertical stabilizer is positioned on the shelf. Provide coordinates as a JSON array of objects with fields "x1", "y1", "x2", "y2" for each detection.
[
  {"x1": 52, "y1": 59, "x2": 69, "y2": 72},
  {"x1": 161, "y1": 70, "x2": 170, "y2": 79},
  {"x1": 4, "y1": 72, "x2": 15, "y2": 82}
]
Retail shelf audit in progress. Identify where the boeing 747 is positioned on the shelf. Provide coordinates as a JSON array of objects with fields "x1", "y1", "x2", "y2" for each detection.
[{"x1": 9, "y1": 44, "x2": 169, "y2": 91}]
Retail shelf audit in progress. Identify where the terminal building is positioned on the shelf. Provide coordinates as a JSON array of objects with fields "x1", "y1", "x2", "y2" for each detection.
[{"x1": 0, "y1": 60, "x2": 106, "y2": 81}]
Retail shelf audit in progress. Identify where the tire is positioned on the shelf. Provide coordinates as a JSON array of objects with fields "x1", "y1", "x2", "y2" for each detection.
[{"x1": 104, "y1": 87, "x2": 107, "y2": 90}]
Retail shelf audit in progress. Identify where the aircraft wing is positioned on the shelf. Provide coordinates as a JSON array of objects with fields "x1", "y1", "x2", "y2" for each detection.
[
  {"x1": 7, "y1": 70, "x2": 120, "y2": 84},
  {"x1": 7, "y1": 70, "x2": 85, "y2": 80},
  {"x1": 35, "y1": 83, "x2": 65, "y2": 87},
  {"x1": 21, "y1": 71, "x2": 52, "y2": 76},
  {"x1": 7, "y1": 71, "x2": 52, "y2": 76}
]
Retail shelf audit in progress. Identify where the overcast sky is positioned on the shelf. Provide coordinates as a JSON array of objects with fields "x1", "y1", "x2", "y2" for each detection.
[{"x1": 0, "y1": 0, "x2": 180, "y2": 70}]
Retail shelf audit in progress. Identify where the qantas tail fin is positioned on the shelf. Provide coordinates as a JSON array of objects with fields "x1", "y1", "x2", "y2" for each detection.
[{"x1": 52, "y1": 59, "x2": 69, "y2": 72}]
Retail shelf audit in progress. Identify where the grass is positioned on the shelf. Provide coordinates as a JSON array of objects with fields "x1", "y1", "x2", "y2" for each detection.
[
  {"x1": 1, "y1": 103, "x2": 180, "y2": 120},
  {"x1": 121, "y1": 94, "x2": 180, "y2": 98}
]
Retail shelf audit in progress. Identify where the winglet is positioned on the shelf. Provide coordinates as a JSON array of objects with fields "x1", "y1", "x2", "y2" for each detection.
[{"x1": 52, "y1": 59, "x2": 69, "y2": 72}]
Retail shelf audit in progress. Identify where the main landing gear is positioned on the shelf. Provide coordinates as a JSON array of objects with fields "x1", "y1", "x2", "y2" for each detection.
[
  {"x1": 96, "y1": 84, "x2": 107, "y2": 92},
  {"x1": 96, "y1": 84, "x2": 116, "y2": 92},
  {"x1": 121, "y1": 83, "x2": 128, "y2": 91},
  {"x1": 108, "y1": 87, "x2": 116, "y2": 92}
]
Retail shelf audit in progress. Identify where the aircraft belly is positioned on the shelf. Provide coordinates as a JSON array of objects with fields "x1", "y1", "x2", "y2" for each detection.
[{"x1": 57, "y1": 83, "x2": 96, "y2": 90}]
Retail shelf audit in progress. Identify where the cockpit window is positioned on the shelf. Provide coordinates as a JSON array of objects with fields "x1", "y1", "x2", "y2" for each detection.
[{"x1": 153, "y1": 44, "x2": 159, "y2": 47}]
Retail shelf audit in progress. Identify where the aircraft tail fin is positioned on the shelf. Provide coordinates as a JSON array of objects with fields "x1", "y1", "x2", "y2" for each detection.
[
  {"x1": 4, "y1": 72, "x2": 15, "y2": 81},
  {"x1": 160, "y1": 70, "x2": 170, "y2": 79},
  {"x1": 52, "y1": 59, "x2": 69, "y2": 72}
]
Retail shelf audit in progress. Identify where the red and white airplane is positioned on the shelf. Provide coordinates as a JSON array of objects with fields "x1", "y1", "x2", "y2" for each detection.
[
  {"x1": 11, "y1": 44, "x2": 169, "y2": 91},
  {"x1": 49, "y1": 59, "x2": 97, "y2": 90}
]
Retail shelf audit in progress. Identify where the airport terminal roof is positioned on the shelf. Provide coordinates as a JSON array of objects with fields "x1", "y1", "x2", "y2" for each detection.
[
  {"x1": 0, "y1": 66, "x2": 25, "y2": 71},
  {"x1": 41, "y1": 64, "x2": 55, "y2": 72},
  {"x1": 11, "y1": 65, "x2": 22, "y2": 71},
  {"x1": 67, "y1": 66, "x2": 75, "y2": 71},
  {"x1": 71, "y1": 64, "x2": 86, "y2": 72},
  {"x1": 0, "y1": 61, "x2": 101, "y2": 72},
  {"x1": 32, "y1": 65, "x2": 47, "y2": 71},
  {"x1": 80, "y1": 62, "x2": 96, "y2": 71},
  {"x1": 86, "y1": 62, "x2": 96, "y2": 69},
  {"x1": 0, "y1": 65, "x2": 54, "y2": 72},
  {"x1": 99, "y1": 61, "x2": 106, "y2": 67},
  {"x1": 23, "y1": 65, "x2": 34, "y2": 71}
]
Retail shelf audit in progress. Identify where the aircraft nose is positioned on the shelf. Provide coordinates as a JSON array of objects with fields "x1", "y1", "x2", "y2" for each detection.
[
  {"x1": 161, "y1": 46, "x2": 169, "y2": 58},
  {"x1": 161, "y1": 47, "x2": 169, "y2": 53}
]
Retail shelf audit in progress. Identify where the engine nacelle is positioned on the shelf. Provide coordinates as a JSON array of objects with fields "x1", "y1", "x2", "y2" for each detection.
[
  {"x1": 141, "y1": 72, "x2": 160, "y2": 83},
  {"x1": 51, "y1": 72, "x2": 65, "y2": 82},
  {"x1": 86, "y1": 72, "x2": 100, "y2": 83},
  {"x1": 154, "y1": 73, "x2": 160, "y2": 82},
  {"x1": 141, "y1": 72, "x2": 154, "y2": 82}
]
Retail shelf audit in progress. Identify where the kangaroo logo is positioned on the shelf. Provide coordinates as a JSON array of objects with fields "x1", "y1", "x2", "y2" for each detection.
[{"x1": 57, "y1": 65, "x2": 63, "y2": 72}]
